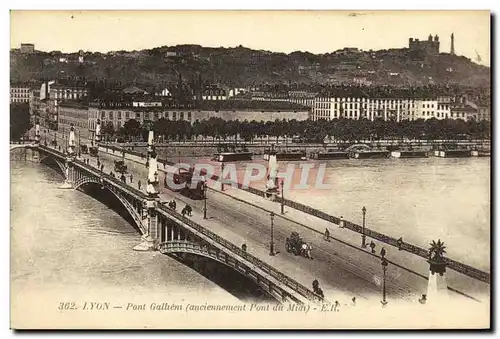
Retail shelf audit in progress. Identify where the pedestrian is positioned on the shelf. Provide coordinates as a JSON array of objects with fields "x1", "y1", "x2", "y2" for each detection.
[
  {"x1": 101, "y1": 164, "x2": 104, "y2": 171},
  {"x1": 121, "y1": 174, "x2": 126, "y2": 183},
  {"x1": 324, "y1": 228, "x2": 330, "y2": 241},
  {"x1": 370, "y1": 241, "x2": 376, "y2": 254},
  {"x1": 339, "y1": 216, "x2": 344, "y2": 228},
  {"x1": 97, "y1": 159, "x2": 100, "y2": 168},
  {"x1": 130, "y1": 173, "x2": 133, "y2": 183},
  {"x1": 397, "y1": 237, "x2": 404, "y2": 251},
  {"x1": 418, "y1": 294, "x2": 427, "y2": 304},
  {"x1": 334, "y1": 301, "x2": 340, "y2": 312},
  {"x1": 138, "y1": 180, "x2": 141, "y2": 190},
  {"x1": 351, "y1": 297, "x2": 356, "y2": 307},
  {"x1": 242, "y1": 243, "x2": 247, "y2": 252}
]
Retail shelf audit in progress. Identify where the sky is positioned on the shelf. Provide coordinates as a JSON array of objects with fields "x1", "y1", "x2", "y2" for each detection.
[{"x1": 10, "y1": 10, "x2": 490, "y2": 66}]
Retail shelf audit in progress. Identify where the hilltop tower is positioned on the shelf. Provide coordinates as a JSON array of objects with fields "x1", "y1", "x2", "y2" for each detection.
[{"x1": 451, "y1": 33, "x2": 455, "y2": 55}]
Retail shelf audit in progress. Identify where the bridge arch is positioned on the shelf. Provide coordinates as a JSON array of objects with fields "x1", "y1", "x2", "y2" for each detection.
[
  {"x1": 10, "y1": 144, "x2": 35, "y2": 151},
  {"x1": 73, "y1": 177, "x2": 146, "y2": 235},
  {"x1": 159, "y1": 240, "x2": 284, "y2": 302},
  {"x1": 39, "y1": 155, "x2": 67, "y2": 178},
  {"x1": 344, "y1": 143, "x2": 371, "y2": 152}
]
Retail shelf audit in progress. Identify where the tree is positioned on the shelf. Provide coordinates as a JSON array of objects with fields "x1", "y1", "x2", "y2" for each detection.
[
  {"x1": 121, "y1": 119, "x2": 141, "y2": 140},
  {"x1": 101, "y1": 121, "x2": 115, "y2": 141},
  {"x1": 10, "y1": 103, "x2": 32, "y2": 141}
]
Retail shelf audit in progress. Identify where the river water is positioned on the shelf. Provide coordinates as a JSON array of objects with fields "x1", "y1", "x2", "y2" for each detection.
[{"x1": 10, "y1": 159, "x2": 240, "y2": 307}]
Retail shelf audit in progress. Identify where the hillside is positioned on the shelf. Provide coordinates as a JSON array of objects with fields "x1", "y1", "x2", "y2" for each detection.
[{"x1": 10, "y1": 44, "x2": 490, "y2": 88}]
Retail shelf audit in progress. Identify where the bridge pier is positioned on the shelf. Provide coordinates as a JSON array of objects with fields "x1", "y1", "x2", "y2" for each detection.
[
  {"x1": 133, "y1": 198, "x2": 161, "y2": 251},
  {"x1": 33, "y1": 122, "x2": 40, "y2": 161},
  {"x1": 59, "y1": 158, "x2": 75, "y2": 189}
]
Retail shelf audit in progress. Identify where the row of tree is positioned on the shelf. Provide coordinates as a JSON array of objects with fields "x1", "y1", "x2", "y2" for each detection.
[
  {"x1": 10, "y1": 103, "x2": 32, "y2": 141},
  {"x1": 104, "y1": 117, "x2": 490, "y2": 143}
]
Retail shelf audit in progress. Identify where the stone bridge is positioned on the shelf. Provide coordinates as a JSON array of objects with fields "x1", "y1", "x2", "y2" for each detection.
[{"x1": 20, "y1": 144, "x2": 322, "y2": 305}]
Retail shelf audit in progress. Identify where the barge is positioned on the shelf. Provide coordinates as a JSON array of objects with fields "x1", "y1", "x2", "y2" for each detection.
[
  {"x1": 390, "y1": 150, "x2": 429, "y2": 158},
  {"x1": 263, "y1": 149, "x2": 306, "y2": 161},
  {"x1": 349, "y1": 150, "x2": 390, "y2": 159},
  {"x1": 214, "y1": 152, "x2": 253, "y2": 162},
  {"x1": 310, "y1": 151, "x2": 350, "y2": 160}
]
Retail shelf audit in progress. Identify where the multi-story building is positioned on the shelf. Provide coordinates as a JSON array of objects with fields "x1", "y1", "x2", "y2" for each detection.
[
  {"x1": 288, "y1": 91, "x2": 318, "y2": 108},
  {"x1": 312, "y1": 96, "x2": 421, "y2": 122},
  {"x1": 57, "y1": 101, "x2": 90, "y2": 142},
  {"x1": 10, "y1": 84, "x2": 31, "y2": 104},
  {"x1": 201, "y1": 85, "x2": 227, "y2": 101},
  {"x1": 20, "y1": 43, "x2": 35, "y2": 54},
  {"x1": 38, "y1": 81, "x2": 89, "y2": 126},
  {"x1": 408, "y1": 34, "x2": 440, "y2": 55},
  {"x1": 450, "y1": 105, "x2": 478, "y2": 121},
  {"x1": 29, "y1": 88, "x2": 41, "y2": 124},
  {"x1": 414, "y1": 99, "x2": 438, "y2": 120},
  {"x1": 477, "y1": 106, "x2": 490, "y2": 121},
  {"x1": 87, "y1": 99, "x2": 309, "y2": 135}
]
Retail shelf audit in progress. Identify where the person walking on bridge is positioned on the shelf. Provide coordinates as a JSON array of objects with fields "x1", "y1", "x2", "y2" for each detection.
[
  {"x1": 129, "y1": 173, "x2": 133, "y2": 183},
  {"x1": 138, "y1": 180, "x2": 142, "y2": 190},
  {"x1": 324, "y1": 228, "x2": 330, "y2": 242}
]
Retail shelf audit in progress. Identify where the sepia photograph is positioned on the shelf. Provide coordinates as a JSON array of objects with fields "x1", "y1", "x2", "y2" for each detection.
[{"x1": 8, "y1": 9, "x2": 491, "y2": 330}]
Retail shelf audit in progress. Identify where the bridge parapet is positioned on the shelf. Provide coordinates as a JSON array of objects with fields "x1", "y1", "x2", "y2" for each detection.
[
  {"x1": 159, "y1": 240, "x2": 306, "y2": 304},
  {"x1": 157, "y1": 204, "x2": 324, "y2": 304}
]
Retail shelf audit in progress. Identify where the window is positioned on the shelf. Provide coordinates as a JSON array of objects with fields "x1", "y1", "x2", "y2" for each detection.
[
  {"x1": 108, "y1": 111, "x2": 113, "y2": 119},
  {"x1": 187, "y1": 112, "x2": 192, "y2": 120},
  {"x1": 172, "y1": 112, "x2": 177, "y2": 120},
  {"x1": 125, "y1": 112, "x2": 130, "y2": 119},
  {"x1": 117, "y1": 111, "x2": 122, "y2": 119},
  {"x1": 136, "y1": 112, "x2": 141, "y2": 119},
  {"x1": 101, "y1": 111, "x2": 105, "y2": 119},
  {"x1": 180, "y1": 112, "x2": 184, "y2": 120}
]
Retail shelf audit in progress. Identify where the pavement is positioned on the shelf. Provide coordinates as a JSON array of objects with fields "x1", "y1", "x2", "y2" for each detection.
[{"x1": 89, "y1": 148, "x2": 487, "y2": 308}]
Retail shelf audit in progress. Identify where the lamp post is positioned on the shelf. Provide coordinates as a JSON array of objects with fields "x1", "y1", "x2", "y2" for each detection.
[
  {"x1": 280, "y1": 179, "x2": 285, "y2": 215},
  {"x1": 381, "y1": 249, "x2": 388, "y2": 307},
  {"x1": 269, "y1": 212, "x2": 275, "y2": 256},
  {"x1": 361, "y1": 206, "x2": 367, "y2": 248},
  {"x1": 203, "y1": 180, "x2": 208, "y2": 219},
  {"x1": 221, "y1": 162, "x2": 225, "y2": 191}
]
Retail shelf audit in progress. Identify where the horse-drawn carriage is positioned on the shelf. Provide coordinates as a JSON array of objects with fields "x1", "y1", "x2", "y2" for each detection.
[
  {"x1": 285, "y1": 232, "x2": 312, "y2": 258},
  {"x1": 114, "y1": 160, "x2": 127, "y2": 173}
]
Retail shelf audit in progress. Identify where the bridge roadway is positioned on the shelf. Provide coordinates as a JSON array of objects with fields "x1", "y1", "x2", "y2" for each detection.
[{"x1": 92, "y1": 149, "x2": 483, "y2": 306}]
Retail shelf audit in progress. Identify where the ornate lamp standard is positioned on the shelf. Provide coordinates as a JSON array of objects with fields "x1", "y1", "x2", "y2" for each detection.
[
  {"x1": 269, "y1": 212, "x2": 275, "y2": 256},
  {"x1": 280, "y1": 179, "x2": 285, "y2": 215},
  {"x1": 362, "y1": 206, "x2": 367, "y2": 248},
  {"x1": 220, "y1": 162, "x2": 225, "y2": 191},
  {"x1": 203, "y1": 179, "x2": 208, "y2": 219},
  {"x1": 380, "y1": 247, "x2": 388, "y2": 307}
]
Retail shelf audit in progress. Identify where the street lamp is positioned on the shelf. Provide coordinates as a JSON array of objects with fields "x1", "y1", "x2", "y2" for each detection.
[
  {"x1": 362, "y1": 206, "x2": 367, "y2": 248},
  {"x1": 280, "y1": 179, "x2": 285, "y2": 215},
  {"x1": 221, "y1": 162, "x2": 225, "y2": 191},
  {"x1": 381, "y1": 249, "x2": 388, "y2": 307},
  {"x1": 269, "y1": 212, "x2": 276, "y2": 256},
  {"x1": 203, "y1": 180, "x2": 208, "y2": 219}
]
